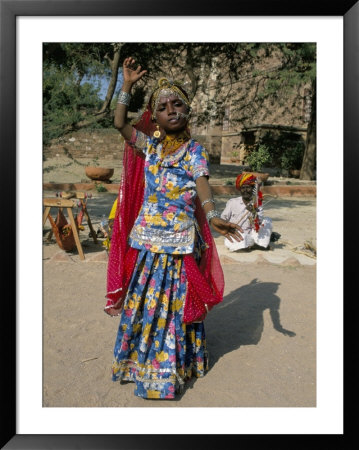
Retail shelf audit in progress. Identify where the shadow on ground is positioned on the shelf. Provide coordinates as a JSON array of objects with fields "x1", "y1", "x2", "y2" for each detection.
[
  {"x1": 204, "y1": 278, "x2": 296, "y2": 369},
  {"x1": 174, "y1": 277, "x2": 296, "y2": 400}
]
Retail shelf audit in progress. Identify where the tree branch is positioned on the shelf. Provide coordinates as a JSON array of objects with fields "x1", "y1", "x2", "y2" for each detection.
[{"x1": 97, "y1": 44, "x2": 123, "y2": 114}]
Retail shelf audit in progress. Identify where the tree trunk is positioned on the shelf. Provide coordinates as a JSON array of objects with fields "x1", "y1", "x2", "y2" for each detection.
[
  {"x1": 300, "y1": 80, "x2": 316, "y2": 180},
  {"x1": 96, "y1": 44, "x2": 122, "y2": 114},
  {"x1": 72, "y1": 111, "x2": 110, "y2": 130}
]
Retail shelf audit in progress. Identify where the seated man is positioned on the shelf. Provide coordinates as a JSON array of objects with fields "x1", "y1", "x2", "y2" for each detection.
[{"x1": 221, "y1": 173, "x2": 272, "y2": 251}]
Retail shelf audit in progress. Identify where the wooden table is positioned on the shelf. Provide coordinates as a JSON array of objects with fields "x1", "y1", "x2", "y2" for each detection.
[{"x1": 43, "y1": 192, "x2": 97, "y2": 260}]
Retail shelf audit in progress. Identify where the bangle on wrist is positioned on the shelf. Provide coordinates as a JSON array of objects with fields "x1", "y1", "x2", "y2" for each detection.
[
  {"x1": 117, "y1": 91, "x2": 131, "y2": 106},
  {"x1": 206, "y1": 210, "x2": 220, "y2": 222},
  {"x1": 201, "y1": 198, "x2": 215, "y2": 208}
]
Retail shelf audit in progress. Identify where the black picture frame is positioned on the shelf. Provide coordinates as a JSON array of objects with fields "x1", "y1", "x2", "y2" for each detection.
[{"x1": 1, "y1": 1, "x2": 356, "y2": 448}]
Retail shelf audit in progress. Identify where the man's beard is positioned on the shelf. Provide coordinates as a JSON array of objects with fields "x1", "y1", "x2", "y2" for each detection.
[{"x1": 242, "y1": 192, "x2": 253, "y2": 203}]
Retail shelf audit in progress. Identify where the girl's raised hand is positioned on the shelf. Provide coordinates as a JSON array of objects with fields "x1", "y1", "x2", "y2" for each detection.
[{"x1": 123, "y1": 57, "x2": 147, "y2": 85}]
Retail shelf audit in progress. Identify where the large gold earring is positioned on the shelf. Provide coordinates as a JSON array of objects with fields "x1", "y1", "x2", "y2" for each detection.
[{"x1": 153, "y1": 125, "x2": 161, "y2": 139}]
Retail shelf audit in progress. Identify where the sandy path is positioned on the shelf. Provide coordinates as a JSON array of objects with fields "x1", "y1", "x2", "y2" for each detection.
[
  {"x1": 42, "y1": 158, "x2": 316, "y2": 407},
  {"x1": 43, "y1": 255, "x2": 315, "y2": 407}
]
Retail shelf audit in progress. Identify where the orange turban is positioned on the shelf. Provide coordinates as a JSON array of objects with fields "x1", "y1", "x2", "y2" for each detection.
[{"x1": 235, "y1": 173, "x2": 257, "y2": 190}]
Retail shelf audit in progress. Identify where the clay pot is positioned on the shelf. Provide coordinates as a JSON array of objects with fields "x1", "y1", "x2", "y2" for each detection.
[
  {"x1": 290, "y1": 169, "x2": 301, "y2": 178},
  {"x1": 242, "y1": 171, "x2": 270, "y2": 184},
  {"x1": 85, "y1": 167, "x2": 114, "y2": 182}
]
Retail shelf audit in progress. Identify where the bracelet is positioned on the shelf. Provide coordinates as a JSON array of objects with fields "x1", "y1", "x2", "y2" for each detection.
[
  {"x1": 201, "y1": 198, "x2": 215, "y2": 208},
  {"x1": 206, "y1": 210, "x2": 220, "y2": 222},
  {"x1": 117, "y1": 91, "x2": 131, "y2": 106}
]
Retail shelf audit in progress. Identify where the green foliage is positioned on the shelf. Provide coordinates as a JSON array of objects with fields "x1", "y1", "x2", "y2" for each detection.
[
  {"x1": 253, "y1": 43, "x2": 316, "y2": 107},
  {"x1": 245, "y1": 143, "x2": 272, "y2": 172},
  {"x1": 279, "y1": 140, "x2": 305, "y2": 170},
  {"x1": 268, "y1": 132, "x2": 305, "y2": 170},
  {"x1": 247, "y1": 131, "x2": 306, "y2": 171},
  {"x1": 42, "y1": 41, "x2": 316, "y2": 171},
  {"x1": 43, "y1": 65, "x2": 102, "y2": 145},
  {"x1": 43, "y1": 43, "x2": 118, "y2": 145},
  {"x1": 95, "y1": 183, "x2": 108, "y2": 192},
  {"x1": 43, "y1": 43, "x2": 112, "y2": 79}
]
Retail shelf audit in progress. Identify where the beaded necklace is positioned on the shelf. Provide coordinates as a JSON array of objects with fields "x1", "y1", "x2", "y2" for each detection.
[
  {"x1": 153, "y1": 132, "x2": 191, "y2": 191},
  {"x1": 160, "y1": 131, "x2": 190, "y2": 160}
]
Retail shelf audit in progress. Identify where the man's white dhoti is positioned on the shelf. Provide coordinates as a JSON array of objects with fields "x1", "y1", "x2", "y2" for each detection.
[
  {"x1": 221, "y1": 196, "x2": 273, "y2": 252},
  {"x1": 224, "y1": 217, "x2": 272, "y2": 251}
]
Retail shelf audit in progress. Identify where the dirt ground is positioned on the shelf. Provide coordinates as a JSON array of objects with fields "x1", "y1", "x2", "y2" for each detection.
[{"x1": 42, "y1": 156, "x2": 316, "y2": 408}]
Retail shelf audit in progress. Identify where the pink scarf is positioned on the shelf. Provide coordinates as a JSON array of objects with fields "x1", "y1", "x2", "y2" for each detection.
[{"x1": 105, "y1": 105, "x2": 224, "y2": 322}]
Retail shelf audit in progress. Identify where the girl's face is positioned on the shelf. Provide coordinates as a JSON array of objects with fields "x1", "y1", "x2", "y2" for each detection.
[{"x1": 154, "y1": 94, "x2": 189, "y2": 134}]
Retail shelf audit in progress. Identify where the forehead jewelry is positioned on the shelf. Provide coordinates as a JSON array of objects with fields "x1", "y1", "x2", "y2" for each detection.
[{"x1": 151, "y1": 77, "x2": 190, "y2": 119}]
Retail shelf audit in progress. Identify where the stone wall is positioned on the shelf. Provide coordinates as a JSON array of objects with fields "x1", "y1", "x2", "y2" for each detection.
[
  {"x1": 192, "y1": 134, "x2": 222, "y2": 163},
  {"x1": 44, "y1": 128, "x2": 223, "y2": 164},
  {"x1": 43, "y1": 129, "x2": 124, "y2": 161}
]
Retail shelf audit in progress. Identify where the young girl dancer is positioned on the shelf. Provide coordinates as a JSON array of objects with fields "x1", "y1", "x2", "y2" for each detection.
[{"x1": 105, "y1": 57, "x2": 242, "y2": 399}]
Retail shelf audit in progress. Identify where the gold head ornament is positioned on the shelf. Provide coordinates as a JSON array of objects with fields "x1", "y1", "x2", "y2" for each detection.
[{"x1": 150, "y1": 77, "x2": 191, "y2": 119}]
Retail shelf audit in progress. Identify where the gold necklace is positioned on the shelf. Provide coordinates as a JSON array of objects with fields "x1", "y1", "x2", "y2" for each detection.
[
  {"x1": 155, "y1": 133, "x2": 190, "y2": 190},
  {"x1": 160, "y1": 132, "x2": 190, "y2": 159}
]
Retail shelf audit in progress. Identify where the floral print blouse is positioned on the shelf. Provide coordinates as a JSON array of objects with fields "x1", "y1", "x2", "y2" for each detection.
[{"x1": 127, "y1": 130, "x2": 210, "y2": 254}]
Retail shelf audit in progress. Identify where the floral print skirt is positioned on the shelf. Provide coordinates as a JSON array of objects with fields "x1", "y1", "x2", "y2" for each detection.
[{"x1": 112, "y1": 248, "x2": 209, "y2": 399}]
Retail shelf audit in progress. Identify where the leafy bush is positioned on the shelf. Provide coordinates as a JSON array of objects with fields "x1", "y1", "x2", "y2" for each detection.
[
  {"x1": 43, "y1": 66, "x2": 103, "y2": 145},
  {"x1": 245, "y1": 131, "x2": 305, "y2": 172},
  {"x1": 245, "y1": 144, "x2": 271, "y2": 172},
  {"x1": 95, "y1": 183, "x2": 107, "y2": 192},
  {"x1": 279, "y1": 140, "x2": 305, "y2": 170}
]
